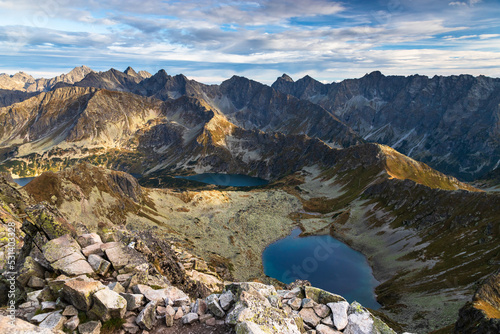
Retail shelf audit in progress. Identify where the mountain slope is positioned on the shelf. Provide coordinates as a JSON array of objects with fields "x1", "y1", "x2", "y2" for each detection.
[{"x1": 272, "y1": 72, "x2": 500, "y2": 181}]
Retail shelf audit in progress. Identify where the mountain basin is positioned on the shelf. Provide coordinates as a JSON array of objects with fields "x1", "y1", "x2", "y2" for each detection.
[
  {"x1": 176, "y1": 173, "x2": 268, "y2": 187},
  {"x1": 262, "y1": 228, "x2": 381, "y2": 309},
  {"x1": 12, "y1": 177, "x2": 36, "y2": 187}
]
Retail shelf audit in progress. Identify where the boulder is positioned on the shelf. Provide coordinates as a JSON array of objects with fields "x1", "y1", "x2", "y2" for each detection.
[
  {"x1": 219, "y1": 290, "x2": 235, "y2": 311},
  {"x1": 182, "y1": 312, "x2": 199, "y2": 324},
  {"x1": 41, "y1": 301, "x2": 57, "y2": 311},
  {"x1": 299, "y1": 307, "x2": 321, "y2": 328},
  {"x1": 64, "y1": 315, "x2": 80, "y2": 331},
  {"x1": 0, "y1": 315, "x2": 60, "y2": 334},
  {"x1": 302, "y1": 298, "x2": 316, "y2": 308},
  {"x1": 132, "y1": 284, "x2": 188, "y2": 303},
  {"x1": 42, "y1": 234, "x2": 81, "y2": 263},
  {"x1": 62, "y1": 279, "x2": 105, "y2": 311},
  {"x1": 78, "y1": 320, "x2": 102, "y2": 334},
  {"x1": 62, "y1": 305, "x2": 78, "y2": 316},
  {"x1": 136, "y1": 300, "x2": 157, "y2": 330},
  {"x1": 314, "y1": 303, "x2": 331, "y2": 318},
  {"x1": 206, "y1": 294, "x2": 225, "y2": 318},
  {"x1": 328, "y1": 301, "x2": 349, "y2": 331},
  {"x1": 165, "y1": 313, "x2": 174, "y2": 327},
  {"x1": 77, "y1": 233, "x2": 102, "y2": 248},
  {"x1": 193, "y1": 298, "x2": 208, "y2": 315},
  {"x1": 82, "y1": 243, "x2": 105, "y2": 257},
  {"x1": 30, "y1": 312, "x2": 51, "y2": 324},
  {"x1": 108, "y1": 281, "x2": 125, "y2": 293},
  {"x1": 51, "y1": 252, "x2": 94, "y2": 276},
  {"x1": 28, "y1": 276, "x2": 46, "y2": 288},
  {"x1": 89, "y1": 288, "x2": 127, "y2": 321},
  {"x1": 88, "y1": 254, "x2": 111, "y2": 275},
  {"x1": 288, "y1": 297, "x2": 302, "y2": 310},
  {"x1": 17, "y1": 256, "x2": 45, "y2": 286},
  {"x1": 305, "y1": 287, "x2": 346, "y2": 305},
  {"x1": 105, "y1": 243, "x2": 147, "y2": 273},
  {"x1": 120, "y1": 292, "x2": 145, "y2": 310},
  {"x1": 344, "y1": 302, "x2": 396, "y2": 334},
  {"x1": 39, "y1": 311, "x2": 66, "y2": 331}
]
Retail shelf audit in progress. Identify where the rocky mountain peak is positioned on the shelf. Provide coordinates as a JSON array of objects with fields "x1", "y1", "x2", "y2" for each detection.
[
  {"x1": 124, "y1": 66, "x2": 138, "y2": 76},
  {"x1": 279, "y1": 73, "x2": 294, "y2": 82}
]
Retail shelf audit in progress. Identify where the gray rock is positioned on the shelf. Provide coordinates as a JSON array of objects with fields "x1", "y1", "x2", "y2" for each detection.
[
  {"x1": 78, "y1": 320, "x2": 102, "y2": 334},
  {"x1": 108, "y1": 281, "x2": 125, "y2": 293},
  {"x1": 199, "y1": 313, "x2": 214, "y2": 323},
  {"x1": 27, "y1": 290, "x2": 42, "y2": 303},
  {"x1": 316, "y1": 324, "x2": 342, "y2": 334},
  {"x1": 136, "y1": 300, "x2": 157, "y2": 330},
  {"x1": 28, "y1": 276, "x2": 46, "y2": 288},
  {"x1": 82, "y1": 243, "x2": 105, "y2": 257},
  {"x1": 173, "y1": 296, "x2": 190, "y2": 306},
  {"x1": 327, "y1": 301, "x2": 349, "y2": 331},
  {"x1": 321, "y1": 315, "x2": 334, "y2": 327},
  {"x1": 41, "y1": 301, "x2": 57, "y2": 311},
  {"x1": 39, "y1": 311, "x2": 65, "y2": 331},
  {"x1": 77, "y1": 233, "x2": 102, "y2": 248},
  {"x1": 206, "y1": 294, "x2": 225, "y2": 318},
  {"x1": 193, "y1": 298, "x2": 207, "y2": 315},
  {"x1": 344, "y1": 302, "x2": 396, "y2": 334},
  {"x1": 88, "y1": 254, "x2": 111, "y2": 276},
  {"x1": 132, "y1": 284, "x2": 188, "y2": 303},
  {"x1": 299, "y1": 307, "x2": 321, "y2": 328},
  {"x1": 30, "y1": 312, "x2": 52, "y2": 324},
  {"x1": 305, "y1": 286, "x2": 346, "y2": 305},
  {"x1": 120, "y1": 293, "x2": 145, "y2": 311},
  {"x1": 62, "y1": 305, "x2": 78, "y2": 316},
  {"x1": 89, "y1": 288, "x2": 127, "y2": 321},
  {"x1": 288, "y1": 297, "x2": 302, "y2": 310},
  {"x1": 219, "y1": 290, "x2": 235, "y2": 311},
  {"x1": 18, "y1": 256, "x2": 46, "y2": 287},
  {"x1": 302, "y1": 298, "x2": 316, "y2": 308},
  {"x1": 42, "y1": 234, "x2": 81, "y2": 263},
  {"x1": 62, "y1": 279, "x2": 105, "y2": 311},
  {"x1": 51, "y1": 252, "x2": 94, "y2": 276},
  {"x1": 284, "y1": 287, "x2": 303, "y2": 299},
  {"x1": 314, "y1": 303, "x2": 331, "y2": 318},
  {"x1": 165, "y1": 313, "x2": 174, "y2": 327},
  {"x1": 64, "y1": 315, "x2": 80, "y2": 331},
  {"x1": 182, "y1": 312, "x2": 199, "y2": 324}
]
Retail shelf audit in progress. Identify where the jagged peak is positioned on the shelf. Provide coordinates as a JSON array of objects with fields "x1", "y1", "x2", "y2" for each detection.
[
  {"x1": 279, "y1": 73, "x2": 294, "y2": 82},
  {"x1": 364, "y1": 70, "x2": 384, "y2": 78},
  {"x1": 124, "y1": 66, "x2": 137, "y2": 76}
]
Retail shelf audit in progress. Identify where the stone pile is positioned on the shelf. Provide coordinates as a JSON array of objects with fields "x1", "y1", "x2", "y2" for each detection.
[{"x1": 4, "y1": 233, "x2": 399, "y2": 333}]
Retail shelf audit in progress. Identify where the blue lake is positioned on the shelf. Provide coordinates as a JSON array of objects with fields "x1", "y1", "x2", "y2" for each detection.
[
  {"x1": 12, "y1": 177, "x2": 36, "y2": 187},
  {"x1": 176, "y1": 173, "x2": 268, "y2": 187},
  {"x1": 262, "y1": 228, "x2": 381, "y2": 309}
]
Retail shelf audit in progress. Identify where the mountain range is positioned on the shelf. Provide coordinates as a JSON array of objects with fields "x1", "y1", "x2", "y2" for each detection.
[{"x1": 0, "y1": 66, "x2": 499, "y2": 333}]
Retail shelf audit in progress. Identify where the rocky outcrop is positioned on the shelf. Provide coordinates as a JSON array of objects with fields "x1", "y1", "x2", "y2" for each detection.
[{"x1": 9, "y1": 229, "x2": 396, "y2": 334}]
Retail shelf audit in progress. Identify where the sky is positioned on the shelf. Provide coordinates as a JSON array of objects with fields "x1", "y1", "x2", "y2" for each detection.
[{"x1": 0, "y1": 0, "x2": 499, "y2": 84}]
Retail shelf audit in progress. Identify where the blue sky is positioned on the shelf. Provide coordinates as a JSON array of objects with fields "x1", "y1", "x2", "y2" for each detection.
[{"x1": 0, "y1": 0, "x2": 499, "y2": 84}]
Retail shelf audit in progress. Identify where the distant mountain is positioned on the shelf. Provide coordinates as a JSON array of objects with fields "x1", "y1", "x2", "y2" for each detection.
[
  {"x1": 0, "y1": 65, "x2": 94, "y2": 92},
  {"x1": 74, "y1": 67, "x2": 151, "y2": 92},
  {"x1": 272, "y1": 71, "x2": 500, "y2": 181}
]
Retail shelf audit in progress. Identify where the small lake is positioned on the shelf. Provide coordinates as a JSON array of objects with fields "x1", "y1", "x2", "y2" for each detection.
[
  {"x1": 176, "y1": 173, "x2": 268, "y2": 187},
  {"x1": 262, "y1": 228, "x2": 381, "y2": 309},
  {"x1": 12, "y1": 177, "x2": 36, "y2": 187}
]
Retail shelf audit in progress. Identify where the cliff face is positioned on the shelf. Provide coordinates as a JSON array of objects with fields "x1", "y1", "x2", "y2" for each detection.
[{"x1": 272, "y1": 72, "x2": 500, "y2": 181}]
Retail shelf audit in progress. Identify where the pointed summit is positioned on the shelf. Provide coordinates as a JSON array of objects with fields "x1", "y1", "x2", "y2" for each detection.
[
  {"x1": 279, "y1": 73, "x2": 294, "y2": 82},
  {"x1": 124, "y1": 66, "x2": 138, "y2": 76}
]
